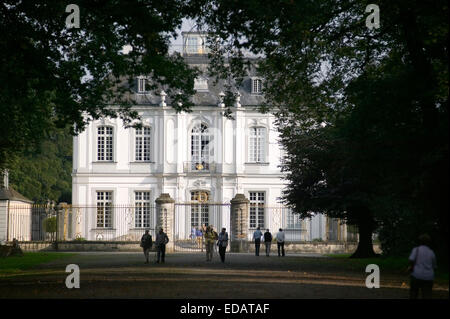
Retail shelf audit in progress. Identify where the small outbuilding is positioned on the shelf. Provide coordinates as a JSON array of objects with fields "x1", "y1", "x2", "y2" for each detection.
[{"x1": 0, "y1": 170, "x2": 33, "y2": 243}]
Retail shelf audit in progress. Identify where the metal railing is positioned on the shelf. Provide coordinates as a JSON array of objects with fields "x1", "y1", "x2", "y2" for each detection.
[
  {"x1": 183, "y1": 161, "x2": 216, "y2": 173},
  {"x1": 6, "y1": 204, "x2": 157, "y2": 242},
  {"x1": 5, "y1": 203, "x2": 358, "y2": 244},
  {"x1": 173, "y1": 203, "x2": 231, "y2": 252}
]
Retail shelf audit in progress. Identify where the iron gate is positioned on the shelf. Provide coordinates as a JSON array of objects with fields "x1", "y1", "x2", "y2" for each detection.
[{"x1": 174, "y1": 203, "x2": 231, "y2": 252}]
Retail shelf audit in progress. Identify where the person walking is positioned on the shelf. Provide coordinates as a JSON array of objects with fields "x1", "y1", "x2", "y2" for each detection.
[
  {"x1": 140, "y1": 229, "x2": 153, "y2": 264},
  {"x1": 408, "y1": 234, "x2": 437, "y2": 299},
  {"x1": 253, "y1": 227, "x2": 263, "y2": 256},
  {"x1": 276, "y1": 228, "x2": 285, "y2": 257},
  {"x1": 217, "y1": 227, "x2": 229, "y2": 263},
  {"x1": 264, "y1": 229, "x2": 273, "y2": 257},
  {"x1": 196, "y1": 227, "x2": 203, "y2": 249},
  {"x1": 204, "y1": 225, "x2": 218, "y2": 261},
  {"x1": 190, "y1": 227, "x2": 197, "y2": 244},
  {"x1": 155, "y1": 228, "x2": 169, "y2": 263}
]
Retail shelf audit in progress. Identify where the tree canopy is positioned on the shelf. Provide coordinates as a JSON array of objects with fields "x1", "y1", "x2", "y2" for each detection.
[
  {"x1": 0, "y1": 0, "x2": 199, "y2": 167},
  {"x1": 8, "y1": 127, "x2": 72, "y2": 203},
  {"x1": 195, "y1": 0, "x2": 448, "y2": 257}
]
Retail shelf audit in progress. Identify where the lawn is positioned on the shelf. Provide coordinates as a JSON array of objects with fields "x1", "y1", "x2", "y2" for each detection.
[
  {"x1": 324, "y1": 253, "x2": 449, "y2": 284},
  {"x1": 0, "y1": 252, "x2": 76, "y2": 275}
]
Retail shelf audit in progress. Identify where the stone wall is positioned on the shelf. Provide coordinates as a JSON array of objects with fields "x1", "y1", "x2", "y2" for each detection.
[{"x1": 247, "y1": 242, "x2": 382, "y2": 254}]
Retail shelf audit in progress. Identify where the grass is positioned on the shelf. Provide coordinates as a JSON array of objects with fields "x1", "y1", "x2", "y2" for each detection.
[
  {"x1": 0, "y1": 252, "x2": 76, "y2": 274},
  {"x1": 324, "y1": 253, "x2": 449, "y2": 284}
]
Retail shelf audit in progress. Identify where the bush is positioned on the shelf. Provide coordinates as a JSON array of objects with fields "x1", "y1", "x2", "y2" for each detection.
[{"x1": 43, "y1": 216, "x2": 57, "y2": 241}]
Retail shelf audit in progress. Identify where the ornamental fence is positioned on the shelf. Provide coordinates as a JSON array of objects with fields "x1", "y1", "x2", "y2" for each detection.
[{"x1": 2, "y1": 203, "x2": 358, "y2": 244}]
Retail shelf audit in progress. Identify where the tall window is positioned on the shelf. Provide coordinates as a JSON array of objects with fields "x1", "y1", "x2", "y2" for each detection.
[
  {"x1": 96, "y1": 191, "x2": 112, "y2": 228},
  {"x1": 97, "y1": 126, "x2": 113, "y2": 161},
  {"x1": 286, "y1": 209, "x2": 302, "y2": 229},
  {"x1": 249, "y1": 127, "x2": 265, "y2": 162},
  {"x1": 190, "y1": 191, "x2": 209, "y2": 227},
  {"x1": 187, "y1": 37, "x2": 198, "y2": 54},
  {"x1": 191, "y1": 124, "x2": 210, "y2": 170},
  {"x1": 135, "y1": 191, "x2": 151, "y2": 228},
  {"x1": 249, "y1": 192, "x2": 265, "y2": 228},
  {"x1": 138, "y1": 78, "x2": 146, "y2": 93},
  {"x1": 135, "y1": 127, "x2": 151, "y2": 161},
  {"x1": 252, "y1": 79, "x2": 262, "y2": 94}
]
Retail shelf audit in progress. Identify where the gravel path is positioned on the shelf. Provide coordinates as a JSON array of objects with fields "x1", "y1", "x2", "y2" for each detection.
[{"x1": 0, "y1": 252, "x2": 448, "y2": 299}]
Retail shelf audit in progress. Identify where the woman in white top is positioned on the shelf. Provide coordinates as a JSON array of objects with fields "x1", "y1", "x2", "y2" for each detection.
[{"x1": 408, "y1": 234, "x2": 437, "y2": 299}]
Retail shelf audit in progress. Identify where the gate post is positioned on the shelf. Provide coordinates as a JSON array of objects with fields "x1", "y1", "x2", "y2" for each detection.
[
  {"x1": 155, "y1": 193, "x2": 175, "y2": 252},
  {"x1": 230, "y1": 194, "x2": 249, "y2": 253}
]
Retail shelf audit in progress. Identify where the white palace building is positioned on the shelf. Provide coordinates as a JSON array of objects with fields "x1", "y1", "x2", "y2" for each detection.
[{"x1": 72, "y1": 32, "x2": 353, "y2": 245}]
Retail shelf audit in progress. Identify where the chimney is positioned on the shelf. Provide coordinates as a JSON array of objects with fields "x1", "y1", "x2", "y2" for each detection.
[{"x1": 0, "y1": 169, "x2": 8, "y2": 189}]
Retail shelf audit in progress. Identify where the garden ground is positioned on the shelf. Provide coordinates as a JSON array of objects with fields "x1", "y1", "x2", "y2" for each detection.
[{"x1": 0, "y1": 251, "x2": 448, "y2": 299}]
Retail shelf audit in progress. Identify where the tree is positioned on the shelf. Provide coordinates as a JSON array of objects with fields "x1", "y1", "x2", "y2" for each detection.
[
  {"x1": 0, "y1": 0, "x2": 200, "y2": 168},
  {"x1": 43, "y1": 216, "x2": 57, "y2": 241},
  {"x1": 195, "y1": 0, "x2": 448, "y2": 257},
  {"x1": 8, "y1": 126, "x2": 73, "y2": 203}
]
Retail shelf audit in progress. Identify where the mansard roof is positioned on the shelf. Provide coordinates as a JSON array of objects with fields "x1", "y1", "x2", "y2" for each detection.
[{"x1": 130, "y1": 55, "x2": 265, "y2": 107}]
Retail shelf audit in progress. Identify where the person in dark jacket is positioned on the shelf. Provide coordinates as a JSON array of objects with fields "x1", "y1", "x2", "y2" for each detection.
[
  {"x1": 155, "y1": 228, "x2": 169, "y2": 263},
  {"x1": 140, "y1": 229, "x2": 153, "y2": 264},
  {"x1": 217, "y1": 227, "x2": 229, "y2": 263},
  {"x1": 263, "y1": 229, "x2": 273, "y2": 257}
]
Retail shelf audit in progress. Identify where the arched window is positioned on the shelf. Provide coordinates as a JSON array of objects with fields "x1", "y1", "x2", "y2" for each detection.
[
  {"x1": 248, "y1": 127, "x2": 266, "y2": 162},
  {"x1": 135, "y1": 127, "x2": 151, "y2": 162},
  {"x1": 97, "y1": 126, "x2": 113, "y2": 161},
  {"x1": 191, "y1": 123, "x2": 210, "y2": 170}
]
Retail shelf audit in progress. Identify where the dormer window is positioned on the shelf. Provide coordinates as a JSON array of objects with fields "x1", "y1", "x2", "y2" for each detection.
[
  {"x1": 182, "y1": 32, "x2": 209, "y2": 56},
  {"x1": 187, "y1": 37, "x2": 199, "y2": 54},
  {"x1": 194, "y1": 76, "x2": 208, "y2": 92},
  {"x1": 252, "y1": 78, "x2": 262, "y2": 94},
  {"x1": 137, "y1": 77, "x2": 147, "y2": 93}
]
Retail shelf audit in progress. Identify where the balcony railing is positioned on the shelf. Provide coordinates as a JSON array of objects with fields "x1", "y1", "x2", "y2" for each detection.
[{"x1": 183, "y1": 161, "x2": 216, "y2": 173}]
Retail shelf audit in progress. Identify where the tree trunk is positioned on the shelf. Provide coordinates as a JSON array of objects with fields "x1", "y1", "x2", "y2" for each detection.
[{"x1": 350, "y1": 216, "x2": 378, "y2": 258}]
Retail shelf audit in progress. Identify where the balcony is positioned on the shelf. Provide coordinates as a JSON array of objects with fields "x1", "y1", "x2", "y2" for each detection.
[{"x1": 183, "y1": 162, "x2": 216, "y2": 173}]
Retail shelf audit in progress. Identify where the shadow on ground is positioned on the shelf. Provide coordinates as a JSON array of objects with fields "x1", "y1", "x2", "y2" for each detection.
[{"x1": 0, "y1": 252, "x2": 448, "y2": 299}]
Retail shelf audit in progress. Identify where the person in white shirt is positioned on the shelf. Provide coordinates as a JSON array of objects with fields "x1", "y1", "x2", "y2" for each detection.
[
  {"x1": 408, "y1": 234, "x2": 437, "y2": 299},
  {"x1": 276, "y1": 228, "x2": 285, "y2": 257}
]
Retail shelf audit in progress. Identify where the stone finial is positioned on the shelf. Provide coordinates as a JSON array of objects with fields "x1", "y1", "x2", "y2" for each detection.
[
  {"x1": 218, "y1": 91, "x2": 225, "y2": 108},
  {"x1": 177, "y1": 92, "x2": 182, "y2": 107},
  {"x1": 0, "y1": 169, "x2": 8, "y2": 189},
  {"x1": 235, "y1": 92, "x2": 241, "y2": 108},
  {"x1": 160, "y1": 90, "x2": 167, "y2": 107},
  {"x1": 155, "y1": 193, "x2": 175, "y2": 204}
]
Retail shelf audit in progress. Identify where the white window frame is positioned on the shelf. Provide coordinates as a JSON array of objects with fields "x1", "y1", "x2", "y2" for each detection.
[
  {"x1": 251, "y1": 78, "x2": 262, "y2": 94},
  {"x1": 137, "y1": 77, "x2": 147, "y2": 93},
  {"x1": 97, "y1": 126, "x2": 113, "y2": 161},
  {"x1": 190, "y1": 191, "x2": 210, "y2": 227},
  {"x1": 135, "y1": 126, "x2": 151, "y2": 162},
  {"x1": 186, "y1": 36, "x2": 199, "y2": 54},
  {"x1": 96, "y1": 191, "x2": 113, "y2": 228},
  {"x1": 249, "y1": 191, "x2": 265, "y2": 229},
  {"x1": 134, "y1": 191, "x2": 152, "y2": 229},
  {"x1": 248, "y1": 127, "x2": 266, "y2": 163},
  {"x1": 191, "y1": 123, "x2": 210, "y2": 170},
  {"x1": 286, "y1": 209, "x2": 302, "y2": 229}
]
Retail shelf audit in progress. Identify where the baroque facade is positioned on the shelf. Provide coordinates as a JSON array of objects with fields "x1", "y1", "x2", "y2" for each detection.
[{"x1": 72, "y1": 32, "x2": 349, "y2": 243}]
